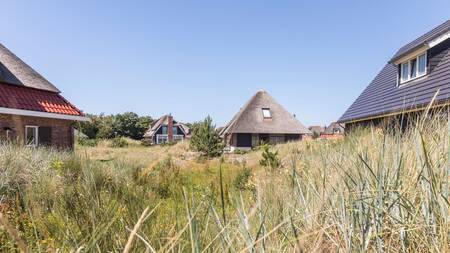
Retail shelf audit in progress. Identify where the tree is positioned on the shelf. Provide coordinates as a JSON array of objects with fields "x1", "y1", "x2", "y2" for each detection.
[
  {"x1": 77, "y1": 114, "x2": 100, "y2": 139},
  {"x1": 259, "y1": 144, "x2": 281, "y2": 171},
  {"x1": 76, "y1": 113, "x2": 153, "y2": 140},
  {"x1": 136, "y1": 116, "x2": 153, "y2": 139},
  {"x1": 190, "y1": 116, "x2": 224, "y2": 157}
]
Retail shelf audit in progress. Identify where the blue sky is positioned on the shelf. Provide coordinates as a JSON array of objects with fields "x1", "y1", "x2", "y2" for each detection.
[{"x1": 1, "y1": 1, "x2": 449, "y2": 126}]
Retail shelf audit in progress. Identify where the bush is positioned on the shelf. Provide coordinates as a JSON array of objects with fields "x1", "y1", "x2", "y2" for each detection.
[
  {"x1": 259, "y1": 144, "x2": 281, "y2": 171},
  {"x1": 77, "y1": 137, "x2": 99, "y2": 147},
  {"x1": 77, "y1": 113, "x2": 153, "y2": 140},
  {"x1": 190, "y1": 116, "x2": 224, "y2": 157},
  {"x1": 141, "y1": 138, "x2": 152, "y2": 146},
  {"x1": 233, "y1": 166, "x2": 254, "y2": 191},
  {"x1": 109, "y1": 137, "x2": 128, "y2": 148}
]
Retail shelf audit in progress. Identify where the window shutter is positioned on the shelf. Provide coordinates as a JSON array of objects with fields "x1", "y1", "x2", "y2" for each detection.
[{"x1": 38, "y1": 127, "x2": 52, "y2": 146}]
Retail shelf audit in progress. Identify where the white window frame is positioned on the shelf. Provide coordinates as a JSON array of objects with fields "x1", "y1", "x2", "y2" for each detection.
[
  {"x1": 173, "y1": 134, "x2": 184, "y2": 142},
  {"x1": 156, "y1": 134, "x2": 168, "y2": 144},
  {"x1": 262, "y1": 108, "x2": 271, "y2": 118},
  {"x1": 399, "y1": 53, "x2": 427, "y2": 85},
  {"x1": 25, "y1": 126, "x2": 38, "y2": 147}
]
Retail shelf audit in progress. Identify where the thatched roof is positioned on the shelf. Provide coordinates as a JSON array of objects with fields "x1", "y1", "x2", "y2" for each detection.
[
  {"x1": 220, "y1": 90, "x2": 311, "y2": 135},
  {"x1": 309, "y1": 126, "x2": 325, "y2": 135},
  {"x1": 143, "y1": 114, "x2": 190, "y2": 138},
  {"x1": 0, "y1": 42, "x2": 59, "y2": 93},
  {"x1": 323, "y1": 122, "x2": 345, "y2": 135}
]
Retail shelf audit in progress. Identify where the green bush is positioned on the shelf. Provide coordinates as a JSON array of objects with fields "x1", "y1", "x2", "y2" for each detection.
[
  {"x1": 140, "y1": 138, "x2": 152, "y2": 146},
  {"x1": 190, "y1": 116, "x2": 224, "y2": 157},
  {"x1": 77, "y1": 137, "x2": 99, "y2": 147},
  {"x1": 233, "y1": 166, "x2": 253, "y2": 191},
  {"x1": 259, "y1": 144, "x2": 281, "y2": 171},
  {"x1": 109, "y1": 137, "x2": 128, "y2": 148},
  {"x1": 77, "y1": 112, "x2": 153, "y2": 140}
]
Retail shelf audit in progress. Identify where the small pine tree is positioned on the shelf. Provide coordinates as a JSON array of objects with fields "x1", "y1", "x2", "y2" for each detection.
[
  {"x1": 259, "y1": 144, "x2": 281, "y2": 171},
  {"x1": 190, "y1": 116, "x2": 224, "y2": 157}
]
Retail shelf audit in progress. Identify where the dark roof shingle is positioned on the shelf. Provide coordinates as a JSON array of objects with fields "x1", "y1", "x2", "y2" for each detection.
[
  {"x1": 390, "y1": 19, "x2": 450, "y2": 62},
  {"x1": 340, "y1": 20, "x2": 450, "y2": 123}
]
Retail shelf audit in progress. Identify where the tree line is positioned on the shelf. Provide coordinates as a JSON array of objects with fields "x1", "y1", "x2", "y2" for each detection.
[{"x1": 77, "y1": 112, "x2": 153, "y2": 140}]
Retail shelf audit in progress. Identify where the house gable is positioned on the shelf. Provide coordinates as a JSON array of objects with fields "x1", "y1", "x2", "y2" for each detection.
[{"x1": 339, "y1": 19, "x2": 450, "y2": 123}]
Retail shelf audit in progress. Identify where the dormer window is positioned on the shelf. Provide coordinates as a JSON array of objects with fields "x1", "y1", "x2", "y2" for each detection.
[
  {"x1": 399, "y1": 53, "x2": 427, "y2": 85},
  {"x1": 262, "y1": 108, "x2": 271, "y2": 119}
]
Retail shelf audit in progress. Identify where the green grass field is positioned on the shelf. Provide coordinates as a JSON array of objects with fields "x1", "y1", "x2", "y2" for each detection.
[{"x1": 1, "y1": 117, "x2": 449, "y2": 252}]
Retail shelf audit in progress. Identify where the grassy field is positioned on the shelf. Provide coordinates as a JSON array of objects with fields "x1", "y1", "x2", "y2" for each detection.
[{"x1": 1, "y1": 117, "x2": 450, "y2": 252}]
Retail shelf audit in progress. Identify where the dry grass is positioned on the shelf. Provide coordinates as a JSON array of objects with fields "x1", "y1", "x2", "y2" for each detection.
[{"x1": 1, "y1": 115, "x2": 450, "y2": 252}]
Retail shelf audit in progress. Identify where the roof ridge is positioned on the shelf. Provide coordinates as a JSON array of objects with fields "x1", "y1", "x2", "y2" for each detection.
[
  {"x1": 391, "y1": 19, "x2": 450, "y2": 62},
  {"x1": 0, "y1": 42, "x2": 60, "y2": 93}
]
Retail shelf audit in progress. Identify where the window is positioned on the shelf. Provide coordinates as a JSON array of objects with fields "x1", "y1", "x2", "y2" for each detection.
[
  {"x1": 418, "y1": 53, "x2": 427, "y2": 75},
  {"x1": 38, "y1": 127, "x2": 52, "y2": 146},
  {"x1": 399, "y1": 53, "x2": 427, "y2": 84},
  {"x1": 173, "y1": 126, "x2": 178, "y2": 135},
  {"x1": 262, "y1": 108, "x2": 271, "y2": 118},
  {"x1": 333, "y1": 128, "x2": 340, "y2": 134},
  {"x1": 156, "y1": 134, "x2": 168, "y2": 144},
  {"x1": 25, "y1": 126, "x2": 38, "y2": 147},
  {"x1": 161, "y1": 126, "x2": 168, "y2": 134}
]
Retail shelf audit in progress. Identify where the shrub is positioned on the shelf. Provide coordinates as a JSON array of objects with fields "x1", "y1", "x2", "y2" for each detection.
[
  {"x1": 109, "y1": 137, "x2": 128, "y2": 148},
  {"x1": 233, "y1": 166, "x2": 254, "y2": 191},
  {"x1": 190, "y1": 116, "x2": 224, "y2": 157},
  {"x1": 140, "y1": 138, "x2": 152, "y2": 146},
  {"x1": 259, "y1": 144, "x2": 281, "y2": 171},
  {"x1": 77, "y1": 113, "x2": 153, "y2": 140},
  {"x1": 77, "y1": 137, "x2": 99, "y2": 147}
]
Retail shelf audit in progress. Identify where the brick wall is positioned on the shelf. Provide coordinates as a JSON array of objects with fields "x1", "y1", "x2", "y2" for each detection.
[{"x1": 0, "y1": 113, "x2": 74, "y2": 149}]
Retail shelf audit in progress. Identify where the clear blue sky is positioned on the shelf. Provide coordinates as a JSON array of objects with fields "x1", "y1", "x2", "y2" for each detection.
[{"x1": 1, "y1": 1, "x2": 449, "y2": 126}]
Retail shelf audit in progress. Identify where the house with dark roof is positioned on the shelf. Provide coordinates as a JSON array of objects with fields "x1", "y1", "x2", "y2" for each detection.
[
  {"x1": 220, "y1": 90, "x2": 311, "y2": 150},
  {"x1": 320, "y1": 122, "x2": 345, "y2": 139},
  {"x1": 143, "y1": 114, "x2": 190, "y2": 145},
  {"x1": 0, "y1": 43, "x2": 88, "y2": 149},
  {"x1": 339, "y1": 19, "x2": 450, "y2": 128}
]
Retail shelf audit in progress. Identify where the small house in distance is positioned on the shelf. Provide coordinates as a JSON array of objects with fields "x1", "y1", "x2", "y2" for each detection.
[
  {"x1": 0, "y1": 43, "x2": 88, "y2": 149},
  {"x1": 220, "y1": 90, "x2": 311, "y2": 150},
  {"x1": 320, "y1": 122, "x2": 345, "y2": 139},
  {"x1": 143, "y1": 114, "x2": 190, "y2": 145},
  {"x1": 309, "y1": 125, "x2": 325, "y2": 137}
]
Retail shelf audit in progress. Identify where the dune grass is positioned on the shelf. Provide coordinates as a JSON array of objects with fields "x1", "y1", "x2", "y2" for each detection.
[{"x1": 1, "y1": 116, "x2": 450, "y2": 252}]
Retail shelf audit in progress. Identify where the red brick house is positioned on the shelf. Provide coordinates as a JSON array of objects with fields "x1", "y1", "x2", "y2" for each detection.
[{"x1": 0, "y1": 43, "x2": 88, "y2": 149}]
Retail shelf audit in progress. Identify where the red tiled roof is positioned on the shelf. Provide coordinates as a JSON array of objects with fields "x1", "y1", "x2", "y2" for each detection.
[{"x1": 0, "y1": 82, "x2": 83, "y2": 116}]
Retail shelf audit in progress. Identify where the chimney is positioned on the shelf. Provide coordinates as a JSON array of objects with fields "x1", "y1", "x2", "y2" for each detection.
[{"x1": 168, "y1": 114, "x2": 174, "y2": 142}]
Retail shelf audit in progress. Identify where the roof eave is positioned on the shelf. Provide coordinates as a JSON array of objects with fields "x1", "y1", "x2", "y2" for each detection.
[{"x1": 0, "y1": 107, "x2": 90, "y2": 121}]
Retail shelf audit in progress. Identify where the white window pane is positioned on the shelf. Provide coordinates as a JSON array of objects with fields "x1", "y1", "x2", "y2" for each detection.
[
  {"x1": 410, "y1": 58, "x2": 417, "y2": 78},
  {"x1": 401, "y1": 62, "x2": 409, "y2": 82},
  {"x1": 418, "y1": 54, "x2": 426, "y2": 75},
  {"x1": 262, "y1": 109, "x2": 271, "y2": 118},
  {"x1": 26, "y1": 127, "x2": 37, "y2": 146}
]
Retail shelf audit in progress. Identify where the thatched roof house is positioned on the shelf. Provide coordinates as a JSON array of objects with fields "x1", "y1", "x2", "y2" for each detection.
[
  {"x1": 309, "y1": 126, "x2": 325, "y2": 136},
  {"x1": 220, "y1": 90, "x2": 311, "y2": 149},
  {"x1": 143, "y1": 114, "x2": 190, "y2": 145}
]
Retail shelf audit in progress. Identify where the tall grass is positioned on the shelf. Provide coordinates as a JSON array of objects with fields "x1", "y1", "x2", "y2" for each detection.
[{"x1": 1, "y1": 114, "x2": 449, "y2": 252}]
